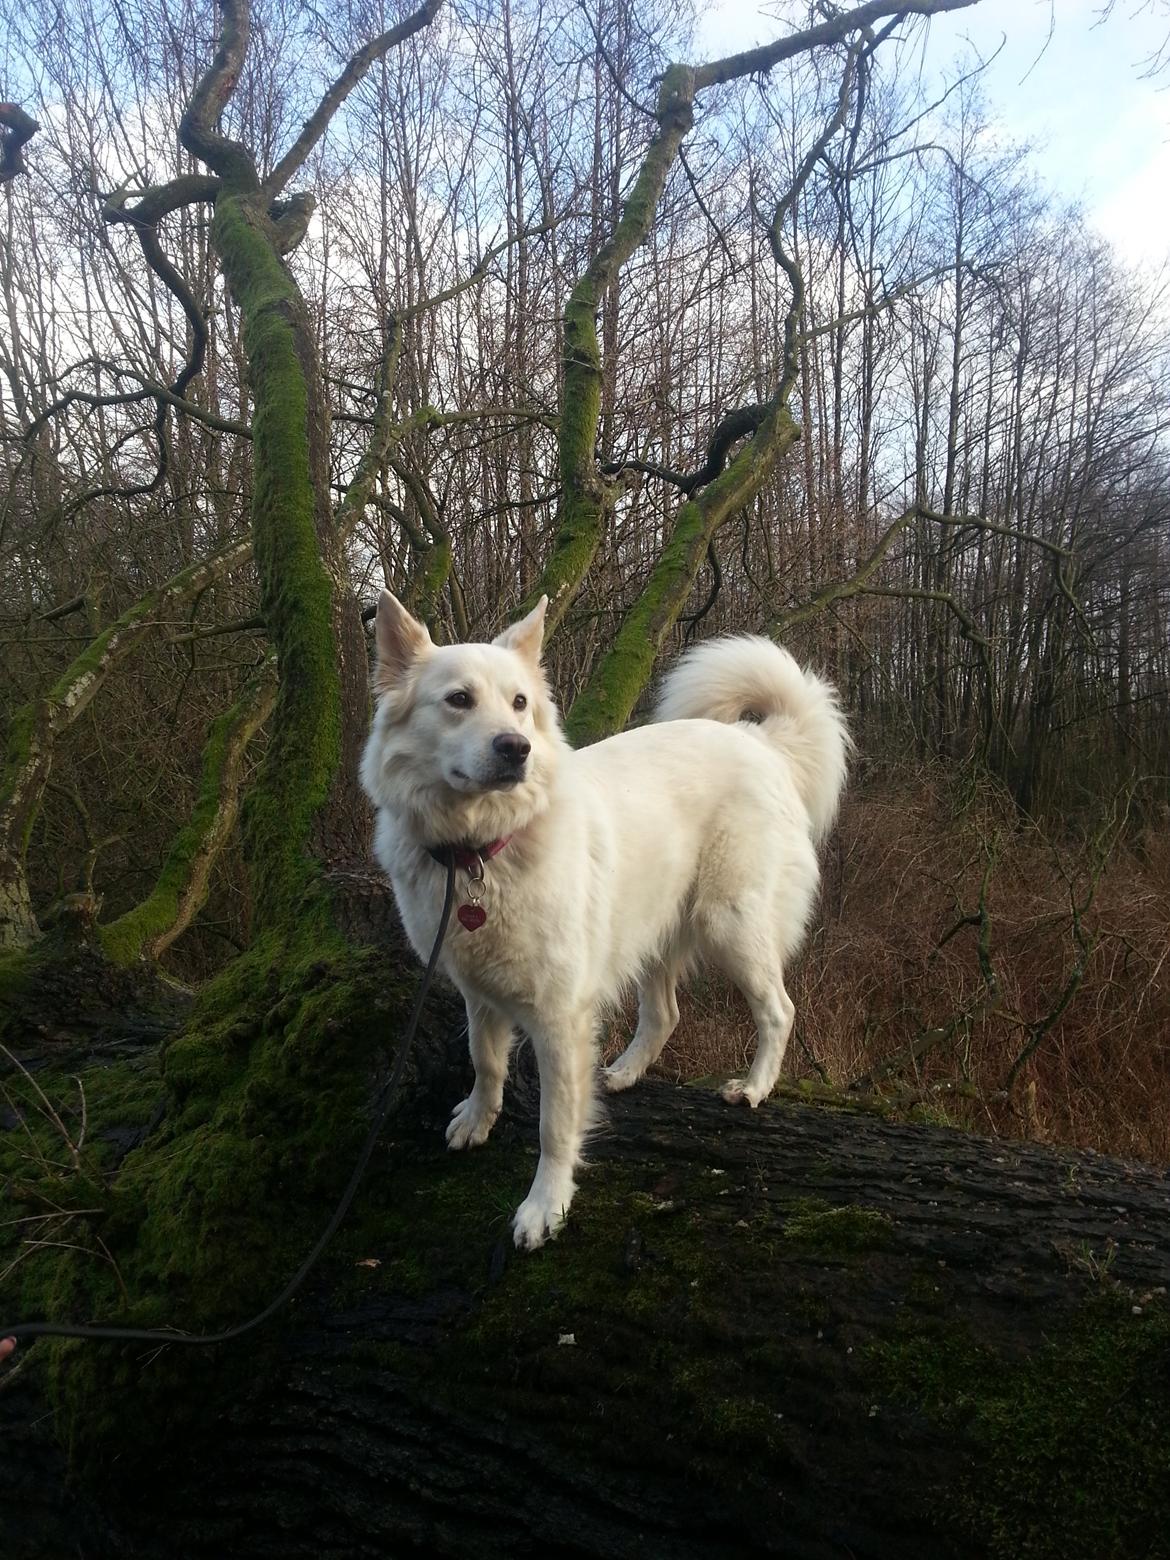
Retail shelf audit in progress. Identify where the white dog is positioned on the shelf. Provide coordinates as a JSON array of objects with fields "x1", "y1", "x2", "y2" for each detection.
[{"x1": 359, "y1": 593, "x2": 849, "y2": 1249}]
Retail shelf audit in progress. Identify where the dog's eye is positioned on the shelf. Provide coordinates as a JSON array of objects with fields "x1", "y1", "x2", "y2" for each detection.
[
  {"x1": 445, "y1": 690, "x2": 474, "y2": 710},
  {"x1": 513, "y1": 694, "x2": 527, "y2": 712}
]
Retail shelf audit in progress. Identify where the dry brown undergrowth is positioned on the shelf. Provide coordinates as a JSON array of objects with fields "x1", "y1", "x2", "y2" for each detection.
[{"x1": 603, "y1": 767, "x2": 1170, "y2": 1165}]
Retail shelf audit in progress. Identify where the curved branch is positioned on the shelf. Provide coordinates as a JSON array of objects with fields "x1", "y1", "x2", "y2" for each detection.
[
  {"x1": 604, "y1": 404, "x2": 768, "y2": 497},
  {"x1": 99, "y1": 661, "x2": 277, "y2": 965},
  {"x1": 69, "y1": 198, "x2": 216, "y2": 513},
  {"x1": 178, "y1": 0, "x2": 258, "y2": 186},
  {"x1": 265, "y1": 0, "x2": 444, "y2": 197},
  {"x1": 104, "y1": 175, "x2": 222, "y2": 223},
  {"x1": 0, "y1": 104, "x2": 38, "y2": 183},
  {"x1": 566, "y1": 404, "x2": 800, "y2": 744},
  {"x1": 693, "y1": 0, "x2": 981, "y2": 90}
]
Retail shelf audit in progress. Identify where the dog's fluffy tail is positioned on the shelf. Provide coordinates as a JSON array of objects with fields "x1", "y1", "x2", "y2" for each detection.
[{"x1": 655, "y1": 635, "x2": 850, "y2": 843}]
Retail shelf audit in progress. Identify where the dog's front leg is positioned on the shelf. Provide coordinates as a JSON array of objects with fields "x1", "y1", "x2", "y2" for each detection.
[
  {"x1": 512, "y1": 1015, "x2": 593, "y2": 1250},
  {"x1": 447, "y1": 997, "x2": 514, "y2": 1151}
]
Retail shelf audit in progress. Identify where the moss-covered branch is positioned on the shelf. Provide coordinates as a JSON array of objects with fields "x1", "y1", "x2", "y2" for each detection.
[
  {"x1": 98, "y1": 663, "x2": 277, "y2": 966},
  {"x1": 0, "y1": 537, "x2": 253, "y2": 950},
  {"x1": 210, "y1": 189, "x2": 343, "y2": 923},
  {"x1": 566, "y1": 406, "x2": 799, "y2": 744},
  {"x1": 563, "y1": 38, "x2": 878, "y2": 742},
  {"x1": 520, "y1": 65, "x2": 697, "y2": 633},
  {"x1": 519, "y1": 0, "x2": 980, "y2": 639},
  {"x1": 334, "y1": 319, "x2": 403, "y2": 545}
]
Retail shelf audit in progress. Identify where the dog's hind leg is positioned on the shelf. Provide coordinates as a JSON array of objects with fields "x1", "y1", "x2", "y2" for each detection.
[
  {"x1": 718, "y1": 967, "x2": 794, "y2": 1109},
  {"x1": 603, "y1": 961, "x2": 680, "y2": 1094},
  {"x1": 513, "y1": 1011, "x2": 593, "y2": 1249},
  {"x1": 703, "y1": 912, "x2": 795, "y2": 1109},
  {"x1": 447, "y1": 998, "x2": 514, "y2": 1151}
]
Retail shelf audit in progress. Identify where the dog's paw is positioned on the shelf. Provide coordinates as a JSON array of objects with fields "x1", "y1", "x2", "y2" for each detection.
[
  {"x1": 720, "y1": 1077, "x2": 766, "y2": 1109},
  {"x1": 512, "y1": 1185, "x2": 571, "y2": 1250},
  {"x1": 446, "y1": 1094, "x2": 499, "y2": 1151},
  {"x1": 602, "y1": 1060, "x2": 640, "y2": 1094}
]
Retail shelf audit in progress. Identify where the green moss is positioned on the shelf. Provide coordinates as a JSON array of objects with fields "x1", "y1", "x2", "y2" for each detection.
[
  {"x1": 781, "y1": 1198, "x2": 894, "y2": 1254},
  {"x1": 212, "y1": 189, "x2": 340, "y2": 925},
  {"x1": 565, "y1": 406, "x2": 799, "y2": 744},
  {"x1": 519, "y1": 66, "x2": 697, "y2": 635},
  {"x1": 871, "y1": 1297, "x2": 1170, "y2": 1559},
  {"x1": 26, "y1": 926, "x2": 416, "y2": 1476},
  {"x1": 775, "y1": 1077, "x2": 895, "y2": 1116},
  {"x1": 404, "y1": 534, "x2": 453, "y2": 631},
  {"x1": 32, "y1": 183, "x2": 357, "y2": 1479},
  {"x1": 319, "y1": 1145, "x2": 840, "y2": 1500},
  {"x1": 671, "y1": 1357, "x2": 789, "y2": 1457}
]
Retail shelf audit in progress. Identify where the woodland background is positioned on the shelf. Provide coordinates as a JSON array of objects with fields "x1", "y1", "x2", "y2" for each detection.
[{"x1": 1, "y1": 0, "x2": 1168, "y2": 1163}]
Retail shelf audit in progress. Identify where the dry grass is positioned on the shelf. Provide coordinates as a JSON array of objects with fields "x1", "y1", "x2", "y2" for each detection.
[{"x1": 604, "y1": 767, "x2": 1170, "y2": 1165}]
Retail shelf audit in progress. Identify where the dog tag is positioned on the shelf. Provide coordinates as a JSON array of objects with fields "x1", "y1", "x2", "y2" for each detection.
[{"x1": 458, "y1": 904, "x2": 487, "y2": 932}]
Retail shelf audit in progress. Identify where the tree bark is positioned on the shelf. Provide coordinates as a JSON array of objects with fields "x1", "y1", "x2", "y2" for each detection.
[{"x1": 4, "y1": 1003, "x2": 1168, "y2": 1560}]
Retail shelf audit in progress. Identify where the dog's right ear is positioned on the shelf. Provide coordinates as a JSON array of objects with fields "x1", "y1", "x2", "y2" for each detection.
[
  {"x1": 373, "y1": 590, "x2": 432, "y2": 696},
  {"x1": 493, "y1": 595, "x2": 548, "y2": 666}
]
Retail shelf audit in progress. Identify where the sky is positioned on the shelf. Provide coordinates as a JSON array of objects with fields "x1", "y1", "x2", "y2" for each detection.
[{"x1": 697, "y1": 0, "x2": 1170, "y2": 270}]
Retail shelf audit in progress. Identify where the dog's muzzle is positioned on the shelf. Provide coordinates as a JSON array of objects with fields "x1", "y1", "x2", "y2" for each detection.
[
  {"x1": 480, "y1": 731, "x2": 530, "y2": 788},
  {"x1": 492, "y1": 732, "x2": 530, "y2": 767}
]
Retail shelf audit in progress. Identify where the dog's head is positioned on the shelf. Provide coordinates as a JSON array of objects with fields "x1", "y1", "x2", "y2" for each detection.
[{"x1": 359, "y1": 592, "x2": 564, "y2": 843}]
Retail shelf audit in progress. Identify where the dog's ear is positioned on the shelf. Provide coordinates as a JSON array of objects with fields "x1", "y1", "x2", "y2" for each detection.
[
  {"x1": 373, "y1": 590, "x2": 431, "y2": 694},
  {"x1": 493, "y1": 595, "x2": 548, "y2": 666}
]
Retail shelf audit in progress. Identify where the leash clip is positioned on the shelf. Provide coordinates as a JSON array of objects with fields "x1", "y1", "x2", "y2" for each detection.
[
  {"x1": 464, "y1": 853, "x2": 486, "y2": 904},
  {"x1": 456, "y1": 853, "x2": 489, "y2": 931}
]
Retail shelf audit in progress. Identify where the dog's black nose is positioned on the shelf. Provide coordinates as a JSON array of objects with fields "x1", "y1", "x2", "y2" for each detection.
[{"x1": 492, "y1": 732, "x2": 531, "y2": 766}]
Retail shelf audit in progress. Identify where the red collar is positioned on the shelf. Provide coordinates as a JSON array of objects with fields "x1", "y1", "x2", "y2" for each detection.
[{"x1": 426, "y1": 836, "x2": 512, "y2": 872}]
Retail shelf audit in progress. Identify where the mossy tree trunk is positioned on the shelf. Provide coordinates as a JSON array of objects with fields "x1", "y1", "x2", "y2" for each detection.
[
  {"x1": 519, "y1": 64, "x2": 697, "y2": 636},
  {"x1": 4, "y1": 1055, "x2": 1168, "y2": 1560},
  {"x1": 526, "y1": 1, "x2": 980, "y2": 740}
]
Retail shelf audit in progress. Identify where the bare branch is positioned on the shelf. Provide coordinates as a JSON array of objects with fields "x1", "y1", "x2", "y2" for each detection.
[
  {"x1": 179, "y1": 0, "x2": 257, "y2": 184},
  {"x1": 265, "y1": 0, "x2": 444, "y2": 196},
  {"x1": 694, "y1": 0, "x2": 982, "y2": 90}
]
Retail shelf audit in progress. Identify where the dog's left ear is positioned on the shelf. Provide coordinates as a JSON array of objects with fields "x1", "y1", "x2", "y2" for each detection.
[{"x1": 493, "y1": 595, "x2": 548, "y2": 666}]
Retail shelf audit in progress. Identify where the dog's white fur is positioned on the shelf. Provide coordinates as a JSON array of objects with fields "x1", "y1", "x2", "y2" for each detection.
[{"x1": 360, "y1": 593, "x2": 849, "y2": 1249}]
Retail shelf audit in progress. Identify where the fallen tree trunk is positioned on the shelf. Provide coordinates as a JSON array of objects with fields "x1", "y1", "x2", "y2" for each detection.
[{"x1": 3, "y1": 990, "x2": 1168, "y2": 1560}]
